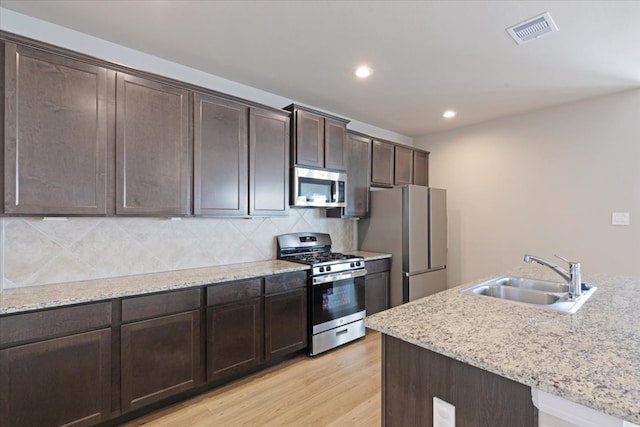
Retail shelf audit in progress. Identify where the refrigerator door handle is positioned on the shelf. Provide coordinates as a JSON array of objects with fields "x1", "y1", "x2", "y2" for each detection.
[{"x1": 404, "y1": 266, "x2": 446, "y2": 277}]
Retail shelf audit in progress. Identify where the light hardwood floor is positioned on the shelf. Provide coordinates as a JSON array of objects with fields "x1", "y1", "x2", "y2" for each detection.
[{"x1": 122, "y1": 332, "x2": 382, "y2": 427}]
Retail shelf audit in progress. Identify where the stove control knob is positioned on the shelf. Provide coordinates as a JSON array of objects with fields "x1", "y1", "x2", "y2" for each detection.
[
  {"x1": 350, "y1": 262, "x2": 355, "y2": 268},
  {"x1": 319, "y1": 267, "x2": 325, "y2": 273},
  {"x1": 326, "y1": 266, "x2": 332, "y2": 272},
  {"x1": 356, "y1": 261, "x2": 361, "y2": 267}
]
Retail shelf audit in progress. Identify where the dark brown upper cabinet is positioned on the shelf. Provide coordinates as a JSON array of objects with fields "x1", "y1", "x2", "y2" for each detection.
[
  {"x1": 285, "y1": 104, "x2": 349, "y2": 171},
  {"x1": 371, "y1": 139, "x2": 395, "y2": 187},
  {"x1": 115, "y1": 73, "x2": 191, "y2": 216},
  {"x1": 3, "y1": 42, "x2": 110, "y2": 215},
  {"x1": 249, "y1": 108, "x2": 290, "y2": 216},
  {"x1": 394, "y1": 145, "x2": 414, "y2": 185},
  {"x1": 344, "y1": 132, "x2": 372, "y2": 217},
  {"x1": 194, "y1": 94, "x2": 249, "y2": 216},
  {"x1": 413, "y1": 150, "x2": 430, "y2": 187}
]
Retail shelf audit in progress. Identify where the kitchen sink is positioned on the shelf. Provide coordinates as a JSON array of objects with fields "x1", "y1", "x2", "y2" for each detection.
[{"x1": 462, "y1": 275, "x2": 596, "y2": 314}]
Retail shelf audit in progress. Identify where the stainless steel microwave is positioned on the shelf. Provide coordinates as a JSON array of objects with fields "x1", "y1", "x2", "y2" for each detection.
[{"x1": 291, "y1": 166, "x2": 347, "y2": 208}]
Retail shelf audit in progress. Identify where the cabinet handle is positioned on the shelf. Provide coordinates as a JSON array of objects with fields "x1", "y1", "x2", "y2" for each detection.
[{"x1": 336, "y1": 328, "x2": 348, "y2": 336}]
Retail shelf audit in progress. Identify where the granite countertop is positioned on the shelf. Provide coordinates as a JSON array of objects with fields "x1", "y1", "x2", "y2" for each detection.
[
  {"x1": 0, "y1": 252, "x2": 391, "y2": 315},
  {"x1": 348, "y1": 250, "x2": 392, "y2": 261},
  {"x1": 365, "y1": 263, "x2": 640, "y2": 424}
]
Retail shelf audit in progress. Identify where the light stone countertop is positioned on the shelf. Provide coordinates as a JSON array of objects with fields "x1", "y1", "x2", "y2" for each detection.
[
  {"x1": 347, "y1": 250, "x2": 392, "y2": 261},
  {"x1": 0, "y1": 252, "x2": 391, "y2": 315},
  {"x1": 365, "y1": 263, "x2": 640, "y2": 424}
]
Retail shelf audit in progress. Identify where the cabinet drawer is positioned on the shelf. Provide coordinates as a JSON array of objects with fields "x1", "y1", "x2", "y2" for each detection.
[
  {"x1": 264, "y1": 271, "x2": 307, "y2": 294},
  {"x1": 366, "y1": 258, "x2": 390, "y2": 275},
  {"x1": 207, "y1": 278, "x2": 262, "y2": 306},
  {"x1": 122, "y1": 288, "x2": 201, "y2": 323},
  {"x1": 0, "y1": 302, "x2": 112, "y2": 347}
]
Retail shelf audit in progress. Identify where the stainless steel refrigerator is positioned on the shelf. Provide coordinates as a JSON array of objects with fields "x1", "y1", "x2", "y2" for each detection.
[{"x1": 359, "y1": 186, "x2": 447, "y2": 307}]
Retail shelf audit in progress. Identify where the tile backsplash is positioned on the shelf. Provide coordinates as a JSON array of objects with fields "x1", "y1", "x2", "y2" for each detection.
[{"x1": 1, "y1": 208, "x2": 357, "y2": 290}]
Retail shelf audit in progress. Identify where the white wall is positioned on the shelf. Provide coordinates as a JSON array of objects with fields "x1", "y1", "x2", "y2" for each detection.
[{"x1": 415, "y1": 89, "x2": 640, "y2": 287}]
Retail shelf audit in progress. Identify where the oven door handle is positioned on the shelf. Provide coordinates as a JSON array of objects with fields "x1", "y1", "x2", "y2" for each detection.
[{"x1": 312, "y1": 269, "x2": 368, "y2": 285}]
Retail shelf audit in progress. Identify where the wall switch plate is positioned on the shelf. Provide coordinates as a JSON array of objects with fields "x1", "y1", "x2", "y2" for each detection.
[
  {"x1": 612, "y1": 212, "x2": 630, "y2": 226},
  {"x1": 433, "y1": 397, "x2": 455, "y2": 427}
]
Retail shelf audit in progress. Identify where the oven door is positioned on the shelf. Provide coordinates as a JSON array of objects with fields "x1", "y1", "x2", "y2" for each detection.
[{"x1": 310, "y1": 270, "x2": 366, "y2": 334}]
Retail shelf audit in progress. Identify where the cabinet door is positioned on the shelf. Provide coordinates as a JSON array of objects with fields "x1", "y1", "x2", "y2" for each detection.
[
  {"x1": 3, "y1": 43, "x2": 108, "y2": 215},
  {"x1": 344, "y1": 133, "x2": 371, "y2": 218},
  {"x1": 324, "y1": 118, "x2": 346, "y2": 171},
  {"x1": 194, "y1": 94, "x2": 248, "y2": 216},
  {"x1": 265, "y1": 289, "x2": 307, "y2": 360},
  {"x1": 206, "y1": 298, "x2": 263, "y2": 382},
  {"x1": 249, "y1": 108, "x2": 289, "y2": 216},
  {"x1": 371, "y1": 140, "x2": 394, "y2": 186},
  {"x1": 294, "y1": 109, "x2": 324, "y2": 168},
  {"x1": 0, "y1": 329, "x2": 111, "y2": 427},
  {"x1": 365, "y1": 271, "x2": 389, "y2": 316},
  {"x1": 413, "y1": 150, "x2": 429, "y2": 186},
  {"x1": 121, "y1": 310, "x2": 200, "y2": 412},
  {"x1": 394, "y1": 145, "x2": 414, "y2": 185},
  {"x1": 115, "y1": 73, "x2": 190, "y2": 215}
]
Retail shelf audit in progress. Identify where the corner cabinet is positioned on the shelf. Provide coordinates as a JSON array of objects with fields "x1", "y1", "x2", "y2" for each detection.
[
  {"x1": 115, "y1": 73, "x2": 191, "y2": 216},
  {"x1": 3, "y1": 42, "x2": 110, "y2": 215},
  {"x1": 285, "y1": 104, "x2": 349, "y2": 171},
  {"x1": 0, "y1": 303, "x2": 112, "y2": 427}
]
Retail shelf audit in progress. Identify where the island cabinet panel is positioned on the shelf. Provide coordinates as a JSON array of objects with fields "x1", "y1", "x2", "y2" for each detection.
[
  {"x1": 249, "y1": 108, "x2": 290, "y2": 216},
  {"x1": 115, "y1": 73, "x2": 190, "y2": 216},
  {"x1": 394, "y1": 145, "x2": 414, "y2": 185},
  {"x1": 206, "y1": 279, "x2": 264, "y2": 381},
  {"x1": 413, "y1": 150, "x2": 429, "y2": 187},
  {"x1": 194, "y1": 94, "x2": 249, "y2": 216},
  {"x1": 0, "y1": 329, "x2": 112, "y2": 427},
  {"x1": 383, "y1": 335, "x2": 537, "y2": 427},
  {"x1": 3, "y1": 42, "x2": 109, "y2": 215},
  {"x1": 371, "y1": 140, "x2": 394, "y2": 187},
  {"x1": 264, "y1": 271, "x2": 308, "y2": 360}
]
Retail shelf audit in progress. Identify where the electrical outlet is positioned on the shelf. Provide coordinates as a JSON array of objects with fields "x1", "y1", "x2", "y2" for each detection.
[
  {"x1": 612, "y1": 212, "x2": 630, "y2": 226},
  {"x1": 433, "y1": 397, "x2": 455, "y2": 427}
]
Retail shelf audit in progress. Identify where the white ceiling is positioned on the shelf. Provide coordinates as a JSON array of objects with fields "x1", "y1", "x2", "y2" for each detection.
[{"x1": 1, "y1": 0, "x2": 639, "y2": 137}]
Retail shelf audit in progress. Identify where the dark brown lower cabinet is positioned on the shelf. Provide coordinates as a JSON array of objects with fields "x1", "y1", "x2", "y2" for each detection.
[
  {"x1": 383, "y1": 335, "x2": 537, "y2": 427},
  {"x1": 206, "y1": 297, "x2": 263, "y2": 381},
  {"x1": 0, "y1": 329, "x2": 112, "y2": 427},
  {"x1": 120, "y1": 310, "x2": 201, "y2": 412},
  {"x1": 365, "y1": 258, "x2": 390, "y2": 316},
  {"x1": 365, "y1": 271, "x2": 389, "y2": 316},
  {"x1": 265, "y1": 289, "x2": 307, "y2": 360}
]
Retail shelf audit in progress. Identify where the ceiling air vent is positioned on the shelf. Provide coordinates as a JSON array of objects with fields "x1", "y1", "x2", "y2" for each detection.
[{"x1": 506, "y1": 12, "x2": 558, "y2": 45}]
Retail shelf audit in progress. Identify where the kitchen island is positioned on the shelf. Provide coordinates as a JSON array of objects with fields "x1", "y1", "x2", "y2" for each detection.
[{"x1": 365, "y1": 263, "x2": 640, "y2": 426}]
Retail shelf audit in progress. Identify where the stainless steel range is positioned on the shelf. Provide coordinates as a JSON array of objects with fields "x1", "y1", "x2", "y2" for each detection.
[{"x1": 277, "y1": 232, "x2": 366, "y2": 356}]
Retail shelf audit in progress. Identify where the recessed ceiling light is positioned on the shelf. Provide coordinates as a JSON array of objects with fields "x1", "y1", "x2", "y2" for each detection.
[
  {"x1": 443, "y1": 110, "x2": 457, "y2": 119},
  {"x1": 354, "y1": 65, "x2": 373, "y2": 78}
]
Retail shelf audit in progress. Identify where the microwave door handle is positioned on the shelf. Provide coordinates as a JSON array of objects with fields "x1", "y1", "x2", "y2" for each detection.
[{"x1": 331, "y1": 181, "x2": 337, "y2": 203}]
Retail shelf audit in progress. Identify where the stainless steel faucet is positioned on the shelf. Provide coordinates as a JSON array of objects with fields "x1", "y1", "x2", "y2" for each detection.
[{"x1": 523, "y1": 254, "x2": 582, "y2": 299}]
